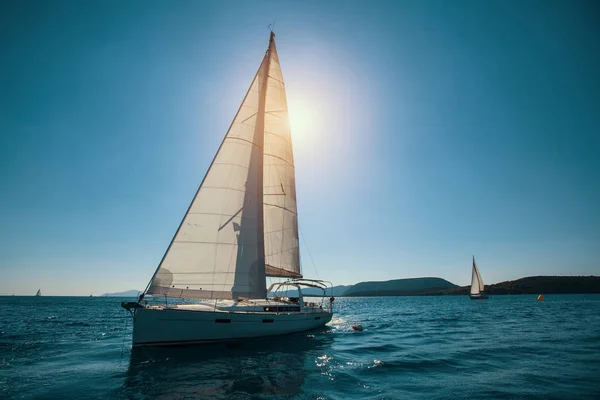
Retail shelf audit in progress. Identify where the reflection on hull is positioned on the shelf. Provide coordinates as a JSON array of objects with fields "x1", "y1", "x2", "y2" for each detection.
[{"x1": 133, "y1": 307, "x2": 333, "y2": 346}]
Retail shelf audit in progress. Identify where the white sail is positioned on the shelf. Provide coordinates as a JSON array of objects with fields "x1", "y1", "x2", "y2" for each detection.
[
  {"x1": 470, "y1": 257, "x2": 485, "y2": 295},
  {"x1": 475, "y1": 263, "x2": 485, "y2": 292},
  {"x1": 263, "y1": 38, "x2": 301, "y2": 278},
  {"x1": 146, "y1": 33, "x2": 298, "y2": 299}
]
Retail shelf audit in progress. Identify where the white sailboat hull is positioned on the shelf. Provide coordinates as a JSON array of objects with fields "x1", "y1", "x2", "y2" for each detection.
[
  {"x1": 469, "y1": 293, "x2": 488, "y2": 300},
  {"x1": 132, "y1": 306, "x2": 332, "y2": 346}
]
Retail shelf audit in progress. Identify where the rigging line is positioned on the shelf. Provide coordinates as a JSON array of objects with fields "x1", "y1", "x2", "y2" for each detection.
[
  {"x1": 268, "y1": 17, "x2": 276, "y2": 33},
  {"x1": 299, "y1": 226, "x2": 320, "y2": 280}
]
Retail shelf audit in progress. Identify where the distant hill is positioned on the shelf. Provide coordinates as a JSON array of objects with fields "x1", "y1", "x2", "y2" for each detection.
[
  {"x1": 344, "y1": 277, "x2": 457, "y2": 297},
  {"x1": 299, "y1": 285, "x2": 349, "y2": 297},
  {"x1": 419, "y1": 276, "x2": 600, "y2": 295},
  {"x1": 488, "y1": 276, "x2": 600, "y2": 294},
  {"x1": 101, "y1": 290, "x2": 141, "y2": 297}
]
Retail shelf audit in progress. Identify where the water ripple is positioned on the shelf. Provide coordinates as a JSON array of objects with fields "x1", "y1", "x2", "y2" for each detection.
[{"x1": 1, "y1": 295, "x2": 599, "y2": 399}]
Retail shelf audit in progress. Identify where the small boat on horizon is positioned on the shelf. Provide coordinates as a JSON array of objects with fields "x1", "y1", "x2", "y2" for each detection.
[
  {"x1": 35, "y1": 289, "x2": 41, "y2": 297},
  {"x1": 469, "y1": 256, "x2": 488, "y2": 300}
]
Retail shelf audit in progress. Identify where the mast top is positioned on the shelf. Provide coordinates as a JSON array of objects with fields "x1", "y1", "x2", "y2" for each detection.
[{"x1": 268, "y1": 18, "x2": 276, "y2": 40}]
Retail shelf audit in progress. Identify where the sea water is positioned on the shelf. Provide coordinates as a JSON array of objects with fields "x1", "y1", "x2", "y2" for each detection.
[{"x1": 1, "y1": 295, "x2": 599, "y2": 399}]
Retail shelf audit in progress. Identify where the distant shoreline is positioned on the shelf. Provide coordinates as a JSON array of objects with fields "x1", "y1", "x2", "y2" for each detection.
[
  {"x1": 343, "y1": 276, "x2": 600, "y2": 297},
  {"x1": 9, "y1": 275, "x2": 599, "y2": 298}
]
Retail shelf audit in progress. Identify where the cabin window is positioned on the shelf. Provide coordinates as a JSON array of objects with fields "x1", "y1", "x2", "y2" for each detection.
[
  {"x1": 262, "y1": 319, "x2": 274, "y2": 323},
  {"x1": 215, "y1": 319, "x2": 231, "y2": 323}
]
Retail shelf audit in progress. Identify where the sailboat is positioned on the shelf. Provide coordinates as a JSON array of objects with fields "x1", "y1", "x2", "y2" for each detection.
[
  {"x1": 121, "y1": 31, "x2": 334, "y2": 346},
  {"x1": 469, "y1": 256, "x2": 488, "y2": 300},
  {"x1": 35, "y1": 289, "x2": 41, "y2": 297}
]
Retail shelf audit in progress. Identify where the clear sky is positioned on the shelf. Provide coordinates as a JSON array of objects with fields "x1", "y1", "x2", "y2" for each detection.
[{"x1": 1, "y1": 0, "x2": 599, "y2": 295}]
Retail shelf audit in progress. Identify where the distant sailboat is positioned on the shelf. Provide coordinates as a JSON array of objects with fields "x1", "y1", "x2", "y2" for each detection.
[
  {"x1": 35, "y1": 289, "x2": 41, "y2": 297},
  {"x1": 121, "y1": 31, "x2": 334, "y2": 347},
  {"x1": 469, "y1": 256, "x2": 488, "y2": 300}
]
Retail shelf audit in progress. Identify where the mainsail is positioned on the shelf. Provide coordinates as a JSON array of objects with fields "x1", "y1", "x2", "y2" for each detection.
[
  {"x1": 146, "y1": 32, "x2": 301, "y2": 300},
  {"x1": 470, "y1": 257, "x2": 485, "y2": 295}
]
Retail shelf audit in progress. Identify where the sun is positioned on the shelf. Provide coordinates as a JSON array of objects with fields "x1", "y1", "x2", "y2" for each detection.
[{"x1": 287, "y1": 97, "x2": 319, "y2": 151}]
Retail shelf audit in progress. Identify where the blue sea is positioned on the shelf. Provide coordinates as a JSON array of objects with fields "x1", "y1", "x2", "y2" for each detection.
[{"x1": 1, "y1": 295, "x2": 599, "y2": 399}]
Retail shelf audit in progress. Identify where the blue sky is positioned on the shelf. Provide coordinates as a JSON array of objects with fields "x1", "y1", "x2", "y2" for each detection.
[{"x1": 1, "y1": 0, "x2": 599, "y2": 295}]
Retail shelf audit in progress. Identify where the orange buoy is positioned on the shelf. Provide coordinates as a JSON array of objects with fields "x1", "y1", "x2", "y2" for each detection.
[
  {"x1": 537, "y1": 294, "x2": 544, "y2": 301},
  {"x1": 352, "y1": 324, "x2": 363, "y2": 331}
]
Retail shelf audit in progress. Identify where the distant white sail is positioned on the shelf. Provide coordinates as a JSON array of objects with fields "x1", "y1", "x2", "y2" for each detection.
[
  {"x1": 470, "y1": 257, "x2": 485, "y2": 295},
  {"x1": 146, "y1": 33, "x2": 300, "y2": 300},
  {"x1": 36, "y1": 289, "x2": 41, "y2": 296}
]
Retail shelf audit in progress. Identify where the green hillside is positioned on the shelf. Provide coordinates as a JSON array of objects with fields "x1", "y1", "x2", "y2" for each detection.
[
  {"x1": 343, "y1": 277, "x2": 457, "y2": 297},
  {"x1": 420, "y1": 276, "x2": 600, "y2": 295}
]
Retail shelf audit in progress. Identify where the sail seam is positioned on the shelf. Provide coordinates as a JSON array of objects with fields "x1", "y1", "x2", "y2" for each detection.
[
  {"x1": 153, "y1": 271, "x2": 254, "y2": 275},
  {"x1": 174, "y1": 240, "x2": 260, "y2": 246},
  {"x1": 199, "y1": 187, "x2": 247, "y2": 192},
  {"x1": 240, "y1": 112, "x2": 258, "y2": 124},
  {"x1": 225, "y1": 136, "x2": 264, "y2": 149},
  {"x1": 265, "y1": 112, "x2": 287, "y2": 122},
  {"x1": 212, "y1": 162, "x2": 253, "y2": 169},
  {"x1": 264, "y1": 129, "x2": 291, "y2": 142},
  {"x1": 264, "y1": 152, "x2": 294, "y2": 166},
  {"x1": 264, "y1": 228, "x2": 296, "y2": 233},
  {"x1": 268, "y1": 75, "x2": 285, "y2": 85},
  {"x1": 265, "y1": 249, "x2": 298, "y2": 256},
  {"x1": 186, "y1": 211, "x2": 252, "y2": 218},
  {"x1": 263, "y1": 203, "x2": 297, "y2": 214}
]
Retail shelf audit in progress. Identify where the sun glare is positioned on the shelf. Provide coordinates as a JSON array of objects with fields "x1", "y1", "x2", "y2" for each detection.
[{"x1": 287, "y1": 97, "x2": 319, "y2": 151}]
